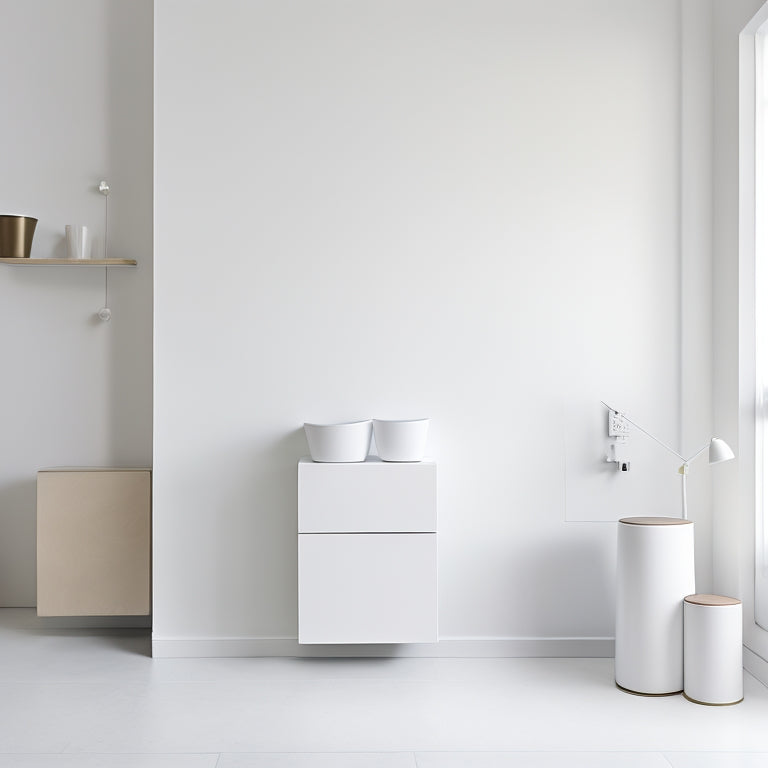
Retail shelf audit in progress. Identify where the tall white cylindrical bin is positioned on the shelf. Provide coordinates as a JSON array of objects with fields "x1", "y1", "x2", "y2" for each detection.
[
  {"x1": 615, "y1": 517, "x2": 695, "y2": 695},
  {"x1": 683, "y1": 595, "x2": 743, "y2": 706}
]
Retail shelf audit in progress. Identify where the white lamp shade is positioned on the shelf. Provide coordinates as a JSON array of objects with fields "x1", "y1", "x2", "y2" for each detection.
[{"x1": 709, "y1": 438, "x2": 735, "y2": 465}]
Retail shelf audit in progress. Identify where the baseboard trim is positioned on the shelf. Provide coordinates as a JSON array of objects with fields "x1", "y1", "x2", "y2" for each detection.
[
  {"x1": 744, "y1": 645, "x2": 768, "y2": 686},
  {"x1": 151, "y1": 635, "x2": 615, "y2": 659}
]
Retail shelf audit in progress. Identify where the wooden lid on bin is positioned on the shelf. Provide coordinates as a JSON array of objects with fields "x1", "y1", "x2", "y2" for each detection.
[
  {"x1": 684, "y1": 594, "x2": 741, "y2": 606},
  {"x1": 619, "y1": 517, "x2": 693, "y2": 526}
]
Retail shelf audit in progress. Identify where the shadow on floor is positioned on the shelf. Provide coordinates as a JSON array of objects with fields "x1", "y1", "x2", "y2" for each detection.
[{"x1": 0, "y1": 607, "x2": 152, "y2": 657}]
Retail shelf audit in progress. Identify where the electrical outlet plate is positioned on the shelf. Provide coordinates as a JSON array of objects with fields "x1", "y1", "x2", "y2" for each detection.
[{"x1": 608, "y1": 410, "x2": 630, "y2": 438}]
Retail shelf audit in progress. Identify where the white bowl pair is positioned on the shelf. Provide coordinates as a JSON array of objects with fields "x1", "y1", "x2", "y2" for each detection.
[{"x1": 304, "y1": 418, "x2": 429, "y2": 463}]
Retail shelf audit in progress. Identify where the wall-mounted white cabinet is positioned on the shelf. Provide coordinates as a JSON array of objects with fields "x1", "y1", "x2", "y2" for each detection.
[{"x1": 297, "y1": 457, "x2": 437, "y2": 644}]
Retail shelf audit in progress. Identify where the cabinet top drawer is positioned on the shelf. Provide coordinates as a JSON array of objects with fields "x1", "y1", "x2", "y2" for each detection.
[{"x1": 298, "y1": 457, "x2": 437, "y2": 533}]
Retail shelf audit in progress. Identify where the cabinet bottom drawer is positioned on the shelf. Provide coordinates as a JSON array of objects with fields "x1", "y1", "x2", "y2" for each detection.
[{"x1": 298, "y1": 533, "x2": 437, "y2": 644}]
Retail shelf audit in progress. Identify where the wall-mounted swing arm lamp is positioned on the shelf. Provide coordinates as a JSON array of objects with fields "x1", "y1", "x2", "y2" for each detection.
[{"x1": 600, "y1": 401, "x2": 735, "y2": 520}]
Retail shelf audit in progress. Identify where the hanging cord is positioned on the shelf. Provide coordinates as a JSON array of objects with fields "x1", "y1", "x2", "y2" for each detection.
[
  {"x1": 103, "y1": 188, "x2": 108, "y2": 259},
  {"x1": 98, "y1": 180, "x2": 112, "y2": 321}
]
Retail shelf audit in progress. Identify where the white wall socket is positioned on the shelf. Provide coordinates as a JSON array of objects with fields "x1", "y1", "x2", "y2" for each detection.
[{"x1": 608, "y1": 410, "x2": 630, "y2": 438}]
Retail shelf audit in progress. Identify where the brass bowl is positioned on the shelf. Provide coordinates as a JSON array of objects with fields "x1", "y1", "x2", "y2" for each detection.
[{"x1": 0, "y1": 215, "x2": 38, "y2": 258}]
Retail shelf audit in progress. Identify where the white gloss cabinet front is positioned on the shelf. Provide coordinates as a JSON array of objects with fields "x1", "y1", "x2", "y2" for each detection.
[
  {"x1": 298, "y1": 457, "x2": 436, "y2": 533},
  {"x1": 297, "y1": 457, "x2": 438, "y2": 644},
  {"x1": 298, "y1": 532, "x2": 438, "y2": 644}
]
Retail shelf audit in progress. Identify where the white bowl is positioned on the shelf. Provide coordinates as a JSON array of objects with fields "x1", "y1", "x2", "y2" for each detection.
[
  {"x1": 304, "y1": 420, "x2": 372, "y2": 463},
  {"x1": 373, "y1": 418, "x2": 429, "y2": 462}
]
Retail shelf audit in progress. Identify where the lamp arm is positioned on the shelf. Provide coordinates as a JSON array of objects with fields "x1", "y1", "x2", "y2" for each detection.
[
  {"x1": 683, "y1": 443, "x2": 710, "y2": 465},
  {"x1": 600, "y1": 401, "x2": 686, "y2": 462}
]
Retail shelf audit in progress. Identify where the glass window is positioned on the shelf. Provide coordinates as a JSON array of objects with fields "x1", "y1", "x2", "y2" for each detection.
[{"x1": 755, "y1": 28, "x2": 768, "y2": 630}]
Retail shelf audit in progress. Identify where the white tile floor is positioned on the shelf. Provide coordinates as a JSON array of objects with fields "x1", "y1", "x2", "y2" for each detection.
[{"x1": 1, "y1": 610, "x2": 768, "y2": 767}]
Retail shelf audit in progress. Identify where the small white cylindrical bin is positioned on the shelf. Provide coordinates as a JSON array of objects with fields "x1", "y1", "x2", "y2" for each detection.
[
  {"x1": 684, "y1": 594, "x2": 743, "y2": 706},
  {"x1": 615, "y1": 517, "x2": 695, "y2": 695}
]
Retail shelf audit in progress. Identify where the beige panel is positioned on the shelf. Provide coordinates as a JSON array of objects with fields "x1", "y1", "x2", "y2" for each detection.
[
  {"x1": 37, "y1": 470, "x2": 151, "y2": 616},
  {"x1": 685, "y1": 594, "x2": 741, "y2": 607}
]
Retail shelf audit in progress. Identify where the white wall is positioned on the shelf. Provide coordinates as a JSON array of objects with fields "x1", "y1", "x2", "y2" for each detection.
[
  {"x1": 0, "y1": 0, "x2": 153, "y2": 608},
  {"x1": 154, "y1": 0, "x2": 714, "y2": 654},
  {"x1": 711, "y1": 0, "x2": 768, "y2": 679}
]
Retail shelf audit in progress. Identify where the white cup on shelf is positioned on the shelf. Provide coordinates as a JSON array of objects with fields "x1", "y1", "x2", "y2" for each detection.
[{"x1": 65, "y1": 225, "x2": 90, "y2": 259}]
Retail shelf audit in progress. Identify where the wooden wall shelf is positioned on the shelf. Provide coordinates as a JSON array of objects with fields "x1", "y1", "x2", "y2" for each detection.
[{"x1": 0, "y1": 258, "x2": 136, "y2": 266}]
